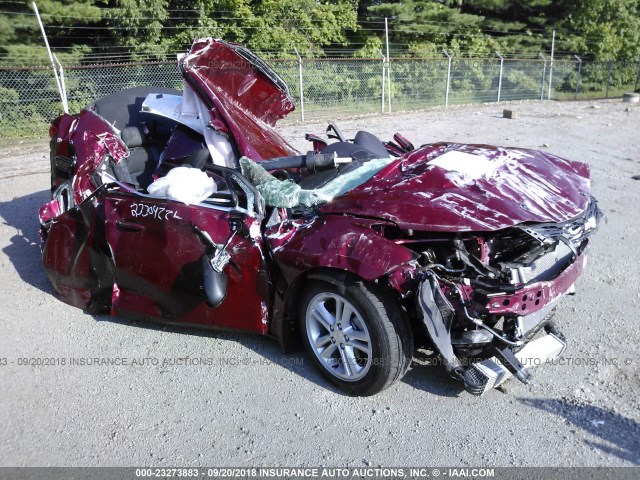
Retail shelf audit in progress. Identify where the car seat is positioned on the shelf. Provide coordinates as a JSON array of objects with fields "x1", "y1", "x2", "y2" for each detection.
[{"x1": 90, "y1": 86, "x2": 180, "y2": 190}]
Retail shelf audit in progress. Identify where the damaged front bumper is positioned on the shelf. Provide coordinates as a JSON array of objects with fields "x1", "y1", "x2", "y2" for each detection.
[
  {"x1": 464, "y1": 333, "x2": 566, "y2": 395},
  {"x1": 482, "y1": 246, "x2": 588, "y2": 317},
  {"x1": 416, "y1": 252, "x2": 586, "y2": 395}
]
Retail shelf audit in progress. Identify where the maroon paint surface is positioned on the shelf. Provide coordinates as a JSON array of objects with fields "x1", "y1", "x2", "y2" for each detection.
[
  {"x1": 40, "y1": 38, "x2": 598, "y2": 345},
  {"x1": 182, "y1": 39, "x2": 299, "y2": 160},
  {"x1": 103, "y1": 193, "x2": 269, "y2": 333},
  {"x1": 484, "y1": 251, "x2": 587, "y2": 316},
  {"x1": 321, "y1": 143, "x2": 591, "y2": 232},
  {"x1": 41, "y1": 204, "x2": 97, "y2": 309},
  {"x1": 265, "y1": 215, "x2": 416, "y2": 284}
]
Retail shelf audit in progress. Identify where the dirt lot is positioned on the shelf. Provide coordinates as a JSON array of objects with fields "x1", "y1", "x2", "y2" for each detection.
[{"x1": 0, "y1": 99, "x2": 639, "y2": 467}]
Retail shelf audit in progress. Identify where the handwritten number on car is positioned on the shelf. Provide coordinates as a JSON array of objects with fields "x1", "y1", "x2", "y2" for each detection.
[{"x1": 130, "y1": 202, "x2": 181, "y2": 221}]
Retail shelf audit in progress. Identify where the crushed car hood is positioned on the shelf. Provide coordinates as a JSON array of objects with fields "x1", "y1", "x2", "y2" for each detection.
[{"x1": 320, "y1": 143, "x2": 592, "y2": 232}]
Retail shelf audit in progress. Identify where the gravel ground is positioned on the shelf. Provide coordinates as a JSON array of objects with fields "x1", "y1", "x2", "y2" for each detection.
[{"x1": 0, "y1": 99, "x2": 639, "y2": 468}]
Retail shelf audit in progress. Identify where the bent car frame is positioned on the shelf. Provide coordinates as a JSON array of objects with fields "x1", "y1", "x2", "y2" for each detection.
[{"x1": 41, "y1": 38, "x2": 601, "y2": 396}]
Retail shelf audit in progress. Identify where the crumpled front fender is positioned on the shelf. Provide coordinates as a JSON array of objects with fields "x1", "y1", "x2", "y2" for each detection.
[
  {"x1": 265, "y1": 214, "x2": 418, "y2": 352},
  {"x1": 266, "y1": 214, "x2": 417, "y2": 284}
]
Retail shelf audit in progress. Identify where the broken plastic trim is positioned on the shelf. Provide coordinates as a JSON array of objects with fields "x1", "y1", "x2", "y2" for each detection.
[
  {"x1": 193, "y1": 225, "x2": 233, "y2": 307},
  {"x1": 463, "y1": 333, "x2": 566, "y2": 395},
  {"x1": 239, "y1": 156, "x2": 393, "y2": 208},
  {"x1": 417, "y1": 271, "x2": 463, "y2": 377},
  {"x1": 417, "y1": 271, "x2": 526, "y2": 395},
  {"x1": 53, "y1": 180, "x2": 74, "y2": 213}
]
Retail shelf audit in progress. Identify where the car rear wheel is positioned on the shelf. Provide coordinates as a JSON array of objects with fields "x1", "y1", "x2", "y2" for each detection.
[{"x1": 300, "y1": 277, "x2": 412, "y2": 396}]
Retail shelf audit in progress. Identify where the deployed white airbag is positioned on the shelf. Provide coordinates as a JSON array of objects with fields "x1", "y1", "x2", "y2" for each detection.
[{"x1": 147, "y1": 167, "x2": 217, "y2": 205}]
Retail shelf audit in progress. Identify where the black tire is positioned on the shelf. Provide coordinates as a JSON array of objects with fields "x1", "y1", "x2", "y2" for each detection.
[{"x1": 299, "y1": 276, "x2": 413, "y2": 396}]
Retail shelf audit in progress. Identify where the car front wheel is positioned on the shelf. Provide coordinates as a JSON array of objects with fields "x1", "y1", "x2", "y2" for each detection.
[{"x1": 299, "y1": 277, "x2": 412, "y2": 396}]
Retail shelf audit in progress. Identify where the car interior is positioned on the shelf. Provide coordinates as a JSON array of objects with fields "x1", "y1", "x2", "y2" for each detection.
[{"x1": 89, "y1": 86, "x2": 393, "y2": 203}]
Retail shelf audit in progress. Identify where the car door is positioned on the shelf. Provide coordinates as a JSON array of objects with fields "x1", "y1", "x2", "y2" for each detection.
[{"x1": 103, "y1": 171, "x2": 269, "y2": 334}]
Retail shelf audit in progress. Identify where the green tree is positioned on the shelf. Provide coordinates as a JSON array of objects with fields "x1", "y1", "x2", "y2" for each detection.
[
  {"x1": 0, "y1": 0, "x2": 101, "y2": 66},
  {"x1": 100, "y1": 0, "x2": 169, "y2": 57},
  {"x1": 367, "y1": 0, "x2": 492, "y2": 56},
  {"x1": 364, "y1": 0, "x2": 574, "y2": 57},
  {"x1": 96, "y1": 0, "x2": 358, "y2": 58},
  {"x1": 566, "y1": 0, "x2": 640, "y2": 61},
  {"x1": 246, "y1": 0, "x2": 358, "y2": 56},
  {"x1": 1, "y1": 0, "x2": 639, "y2": 65},
  {"x1": 460, "y1": 0, "x2": 572, "y2": 55}
]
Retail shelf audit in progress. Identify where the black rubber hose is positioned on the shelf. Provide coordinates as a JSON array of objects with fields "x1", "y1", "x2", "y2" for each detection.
[
  {"x1": 259, "y1": 152, "x2": 337, "y2": 172},
  {"x1": 259, "y1": 155, "x2": 305, "y2": 170}
]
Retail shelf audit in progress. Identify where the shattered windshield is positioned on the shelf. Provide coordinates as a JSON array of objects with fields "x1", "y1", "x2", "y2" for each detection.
[{"x1": 240, "y1": 156, "x2": 394, "y2": 208}]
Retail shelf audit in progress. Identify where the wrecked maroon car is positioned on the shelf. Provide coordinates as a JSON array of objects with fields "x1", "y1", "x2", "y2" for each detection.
[{"x1": 41, "y1": 38, "x2": 600, "y2": 396}]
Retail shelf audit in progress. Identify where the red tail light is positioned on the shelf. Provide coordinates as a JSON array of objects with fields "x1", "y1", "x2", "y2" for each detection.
[{"x1": 49, "y1": 124, "x2": 57, "y2": 139}]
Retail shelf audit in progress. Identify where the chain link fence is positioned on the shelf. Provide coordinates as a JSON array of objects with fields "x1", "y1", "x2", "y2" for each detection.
[{"x1": 1, "y1": 57, "x2": 639, "y2": 141}]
